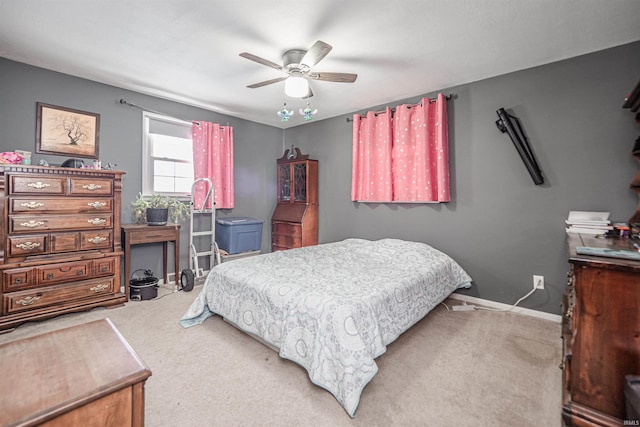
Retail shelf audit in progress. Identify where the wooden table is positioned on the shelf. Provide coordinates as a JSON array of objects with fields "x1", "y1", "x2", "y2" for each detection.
[
  {"x1": 122, "y1": 223, "x2": 180, "y2": 299},
  {"x1": 0, "y1": 318, "x2": 151, "y2": 426}
]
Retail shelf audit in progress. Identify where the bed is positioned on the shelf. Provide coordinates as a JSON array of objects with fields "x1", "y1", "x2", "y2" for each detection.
[{"x1": 180, "y1": 238, "x2": 472, "y2": 417}]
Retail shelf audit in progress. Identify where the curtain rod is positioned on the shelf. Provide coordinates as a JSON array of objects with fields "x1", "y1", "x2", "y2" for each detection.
[
  {"x1": 346, "y1": 94, "x2": 455, "y2": 122},
  {"x1": 118, "y1": 99, "x2": 229, "y2": 127}
]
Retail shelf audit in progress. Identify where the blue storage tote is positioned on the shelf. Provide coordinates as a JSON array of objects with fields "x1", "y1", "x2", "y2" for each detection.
[{"x1": 215, "y1": 217, "x2": 264, "y2": 254}]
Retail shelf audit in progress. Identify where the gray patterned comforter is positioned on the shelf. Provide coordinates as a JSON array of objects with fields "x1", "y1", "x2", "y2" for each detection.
[{"x1": 180, "y1": 238, "x2": 472, "y2": 417}]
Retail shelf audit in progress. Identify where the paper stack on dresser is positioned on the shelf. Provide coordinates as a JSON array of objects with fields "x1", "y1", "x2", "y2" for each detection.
[{"x1": 565, "y1": 211, "x2": 612, "y2": 234}]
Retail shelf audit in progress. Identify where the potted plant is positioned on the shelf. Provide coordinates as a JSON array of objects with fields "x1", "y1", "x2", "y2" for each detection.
[{"x1": 131, "y1": 193, "x2": 190, "y2": 226}]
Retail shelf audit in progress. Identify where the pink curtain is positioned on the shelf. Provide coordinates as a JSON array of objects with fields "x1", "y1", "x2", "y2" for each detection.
[
  {"x1": 392, "y1": 94, "x2": 450, "y2": 202},
  {"x1": 191, "y1": 121, "x2": 234, "y2": 209},
  {"x1": 351, "y1": 94, "x2": 449, "y2": 203},
  {"x1": 351, "y1": 108, "x2": 393, "y2": 201}
]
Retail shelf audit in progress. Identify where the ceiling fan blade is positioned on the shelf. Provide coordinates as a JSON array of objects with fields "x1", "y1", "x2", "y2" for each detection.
[
  {"x1": 239, "y1": 52, "x2": 283, "y2": 71},
  {"x1": 308, "y1": 72, "x2": 358, "y2": 83},
  {"x1": 247, "y1": 76, "x2": 287, "y2": 88},
  {"x1": 300, "y1": 40, "x2": 332, "y2": 68}
]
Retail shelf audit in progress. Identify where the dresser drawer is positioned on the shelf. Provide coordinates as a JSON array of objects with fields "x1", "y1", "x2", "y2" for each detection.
[
  {"x1": 69, "y1": 178, "x2": 113, "y2": 196},
  {"x1": 271, "y1": 232, "x2": 301, "y2": 248},
  {"x1": 272, "y1": 221, "x2": 302, "y2": 237},
  {"x1": 50, "y1": 232, "x2": 81, "y2": 253},
  {"x1": 2, "y1": 258, "x2": 114, "y2": 293},
  {"x1": 7, "y1": 235, "x2": 46, "y2": 256},
  {"x1": 4, "y1": 278, "x2": 115, "y2": 314},
  {"x1": 10, "y1": 197, "x2": 112, "y2": 214},
  {"x1": 2, "y1": 267, "x2": 35, "y2": 292},
  {"x1": 9, "y1": 176, "x2": 65, "y2": 195},
  {"x1": 271, "y1": 243, "x2": 291, "y2": 252},
  {"x1": 94, "y1": 257, "x2": 116, "y2": 276},
  {"x1": 37, "y1": 259, "x2": 92, "y2": 285},
  {"x1": 81, "y1": 230, "x2": 112, "y2": 250},
  {"x1": 10, "y1": 214, "x2": 113, "y2": 232}
]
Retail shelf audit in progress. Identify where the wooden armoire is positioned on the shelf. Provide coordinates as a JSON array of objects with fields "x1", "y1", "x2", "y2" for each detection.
[{"x1": 271, "y1": 148, "x2": 318, "y2": 251}]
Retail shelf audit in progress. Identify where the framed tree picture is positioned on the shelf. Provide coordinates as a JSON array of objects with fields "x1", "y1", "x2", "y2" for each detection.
[{"x1": 36, "y1": 102, "x2": 100, "y2": 159}]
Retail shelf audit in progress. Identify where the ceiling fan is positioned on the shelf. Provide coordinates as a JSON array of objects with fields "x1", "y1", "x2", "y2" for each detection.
[{"x1": 239, "y1": 40, "x2": 357, "y2": 98}]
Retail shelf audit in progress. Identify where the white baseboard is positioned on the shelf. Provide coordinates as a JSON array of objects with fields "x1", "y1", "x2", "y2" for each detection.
[{"x1": 448, "y1": 293, "x2": 562, "y2": 323}]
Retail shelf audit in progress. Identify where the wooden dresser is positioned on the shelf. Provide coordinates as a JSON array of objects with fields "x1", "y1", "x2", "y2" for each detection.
[
  {"x1": 0, "y1": 318, "x2": 151, "y2": 426},
  {"x1": 562, "y1": 233, "x2": 640, "y2": 425},
  {"x1": 0, "y1": 165, "x2": 126, "y2": 332},
  {"x1": 271, "y1": 148, "x2": 318, "y2": 251}
]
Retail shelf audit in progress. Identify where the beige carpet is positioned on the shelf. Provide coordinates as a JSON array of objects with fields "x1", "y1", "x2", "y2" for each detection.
[{"x1": 0, "y1": 285, "x2": 562, "y2": 427}]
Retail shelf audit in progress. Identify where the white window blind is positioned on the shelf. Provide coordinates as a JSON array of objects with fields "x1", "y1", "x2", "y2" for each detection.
[{"x1": 142, "y1": 112, "x2": 193, "y2": 196}]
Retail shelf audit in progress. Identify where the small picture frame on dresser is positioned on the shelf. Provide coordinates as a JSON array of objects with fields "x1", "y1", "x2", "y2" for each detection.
[{"x1": 36, "y1": 102, "x2": 100, "y2": 159}]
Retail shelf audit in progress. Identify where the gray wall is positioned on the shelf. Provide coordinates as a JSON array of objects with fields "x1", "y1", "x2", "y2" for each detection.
[
  {"x1": 287, "y1": 41, "x2": 640, "y2": 315},
  {"x1": 0, "y1": 58, "x2": 281, "y2": 280},
  {"x1": 1, "y1": 40, "x2": 639, "y2": 314}
]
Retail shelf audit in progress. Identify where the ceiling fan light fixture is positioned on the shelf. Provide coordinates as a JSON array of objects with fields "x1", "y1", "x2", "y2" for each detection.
[{"x1": 285, "y1": 72, "x2": 309, "y2": 98}]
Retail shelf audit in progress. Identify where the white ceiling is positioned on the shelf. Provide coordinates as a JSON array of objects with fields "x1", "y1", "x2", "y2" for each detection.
[{"x1": 2, "y1": 0, "x2": 640, "y2": 129}]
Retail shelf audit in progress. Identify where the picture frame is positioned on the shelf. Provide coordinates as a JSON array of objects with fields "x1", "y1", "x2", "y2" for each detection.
[{"x1": 36, "y1": 102, "x2": 100, "y2": 159}]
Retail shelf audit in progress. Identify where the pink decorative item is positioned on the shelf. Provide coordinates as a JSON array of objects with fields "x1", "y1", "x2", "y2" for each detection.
[{"x1": 0, "y1": 152, "x2": 24, "y2": 165}]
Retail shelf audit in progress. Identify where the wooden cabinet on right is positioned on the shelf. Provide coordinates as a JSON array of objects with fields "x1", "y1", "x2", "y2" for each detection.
[
  {"x1": 562, "y1": 233, "x2": 640, "y2": 426},
  {"x1": 271, "y1": 148, "x2": 318, "y2": 251}
]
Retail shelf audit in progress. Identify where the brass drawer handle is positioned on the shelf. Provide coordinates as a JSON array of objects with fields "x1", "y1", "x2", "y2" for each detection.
[
  {"x1": 16, "y1": 295, "x2": 41, "y2": 306},
  {"x1": 19, "y1": 220, "x2": 45, "y2": 228},
  {"x1": 88, "y1": 218, "x2": 107, "y2": 225},
  {"x1": 82, "y1": 184, "x2": 102, "y2": 191},
  {"x1": 90, "y1": 284, "x2": 109, "y2": 292},
  {"x1": 16, "y1": 242, "x2": 41, "y2": 250},
  {"x1": 100, "y1": 266, "x2": 108, "y2": 272},
  {"x1": 77, "y1": 269, "x2": 84, "y2": 276},
  {"x1": 20, "y1": 201, "x2": 45, "y2": 209},
  {"x1": 46, "y1": 273, "x2": 54, "y2": 280},
  {"x1": 88, "y1": 236, "x2": 107, "y2": 244},
  {"x1": 564, "y1": 305, "x2": 574, "y2": 320},
  {"x1": 15, "y1": 278, "x2": 23, "y2": 284},
  {"x1": 27, "y1": 182, "x2": 50, "y2": 189},
  {"x1": 87, "y1": 201, "x2": 107, "y2": 209}
]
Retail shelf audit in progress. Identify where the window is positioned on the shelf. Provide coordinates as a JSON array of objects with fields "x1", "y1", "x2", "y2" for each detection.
[{"x1": 142, "y1": 112, "x2": 193, "y2": 197}]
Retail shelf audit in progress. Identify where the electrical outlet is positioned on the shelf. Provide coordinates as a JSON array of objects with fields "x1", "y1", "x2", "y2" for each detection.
[{"x1": 533, "y1": 275, "x2": 544, "y2": 290}]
